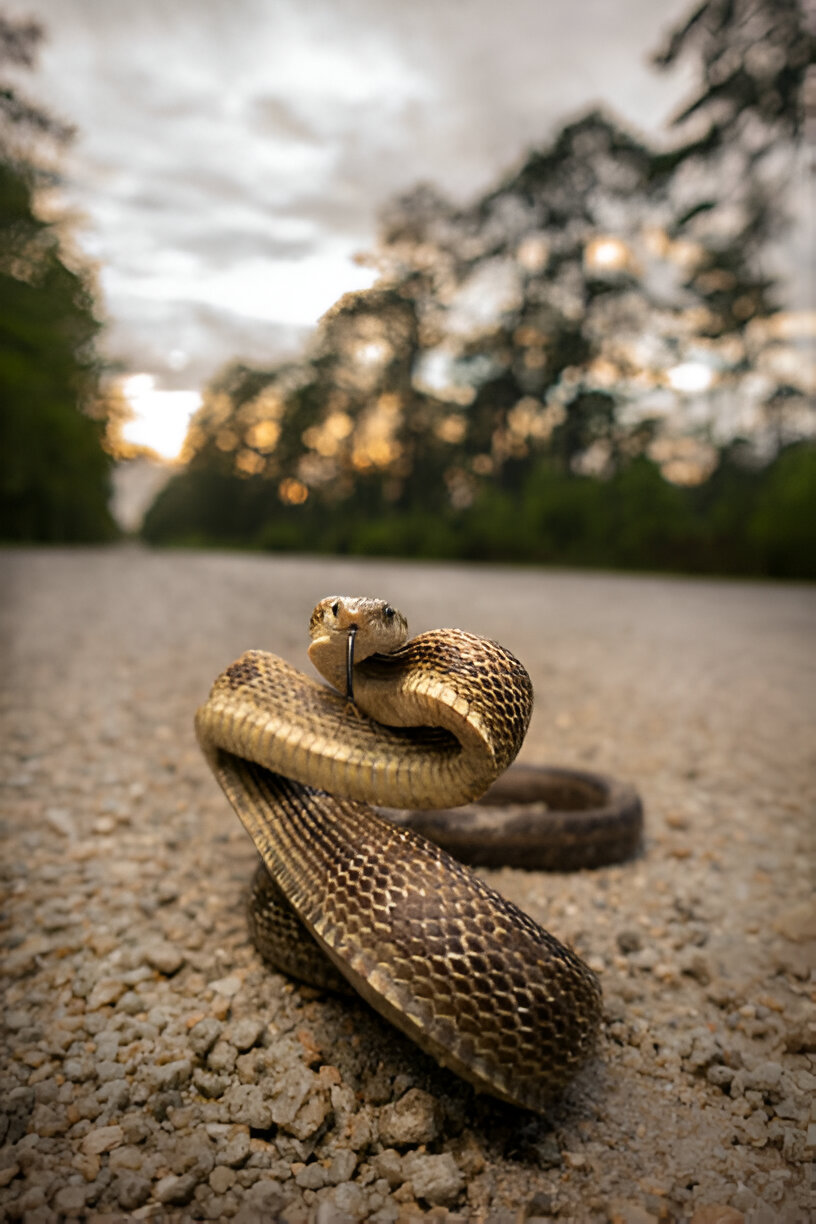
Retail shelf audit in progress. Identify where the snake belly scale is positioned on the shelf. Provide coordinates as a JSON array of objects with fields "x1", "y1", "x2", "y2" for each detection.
[{"x1": 195, "y1": 596, "x2": 602, "y2": 1113}]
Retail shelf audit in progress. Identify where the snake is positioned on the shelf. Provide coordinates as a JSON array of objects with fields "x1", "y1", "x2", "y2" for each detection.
[{"x1": 195, "y1": 595, "x2": 639, "y2": 1113}]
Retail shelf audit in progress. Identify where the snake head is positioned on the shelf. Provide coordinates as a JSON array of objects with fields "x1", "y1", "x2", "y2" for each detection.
[
  {"x1": 308, "y1": 596, "x2": 408, "y2": 695},
  {"x1": 309, "y1": 595, "x2": 408, "y2": 656}
]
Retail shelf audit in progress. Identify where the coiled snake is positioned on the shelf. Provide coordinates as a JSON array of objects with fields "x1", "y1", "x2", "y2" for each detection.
[{"x1": 196, "y1": 596, "x2": 641, "y2": 1113}]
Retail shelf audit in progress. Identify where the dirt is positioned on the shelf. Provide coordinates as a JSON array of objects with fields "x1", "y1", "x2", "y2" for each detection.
[{"x1": 1, "y1": 546, "x2": 813, "y2": 1222}]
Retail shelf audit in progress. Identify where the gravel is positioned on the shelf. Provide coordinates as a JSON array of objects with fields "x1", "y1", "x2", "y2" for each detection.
[{"x1": 1, "y1": 546, "x2": 814, "y2": 1222}]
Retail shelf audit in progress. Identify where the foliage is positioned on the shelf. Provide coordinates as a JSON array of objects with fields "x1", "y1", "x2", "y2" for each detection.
[
  {"x1": 143, "y1": 0, "x2": 814, "y2": 577},
  {"x1": 0, "y1": 13, "x2": 116, "y2": 542},
  {"x1": 143, "y1": 442, "x2": 816, "y2": 579}
]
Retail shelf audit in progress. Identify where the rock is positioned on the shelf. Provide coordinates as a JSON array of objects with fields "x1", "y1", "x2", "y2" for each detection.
[
  {"x1": 148, "y1": 1058, "x2": 192, "y2": 1091},
  {"x1": 222, "y1": 1125, "x2": 251, "y2": 1168},
  {"x1": 617, "y1": 929, "x2": 642, "y2": 954},
  {"x1": 229, "y1": 1017, "x2": 265, "y2": 1052},
  {"x1": 706, "y1": 1065, "x2": 734, "y2": 1090},
  {"x1": 52, "y1": 1184, "x2": 87, "y2": 1215},
  {"x1": 3, "y1": 1087, "x2": 35, "y2": 1146},
  {"x1": 678, "y1": 949, "x2": 711, "y2": 984},
  {"x1": 115, "y1": 1171, "x2": 151, "y2": 1209},
  {"x1": 44, "y1": 807, "x2": 76, "y2": 838},
  {"x1": 266, "y1": 1065, "x2": 316, "y2": 1128},
  {"x1": 209, "y1": 1165, "x2": 236, "y2": 1194},
  {"x1": 0, "y1": 1163, "x2": 20, "y2": 1188},
  {"x1": 295, "y1": 1161, "x2": 328, "y2": 1189},
  {"x1": 210, "y1": 973, "x2": 243, "y2": 997},
  {"x1": 608, "y1": 1201, "x2": 659, "y2": 1224},
  {"x1": 783, "y1": 1015, "x2": 816, "y2": 1053},
  {"x1": 208, "y1": 1039, "x2": 238, "y2": 1073},
  {"x1": 96, "y1": 1059, "x2": 127, "y2": 1083},
  {"x1": 87, "y1": 978, "x2": 128, "y2": 1010},
  {"x1": 121, "y1": 1112, "x2": 152, "y2": 1145},
  {"x1": 628, "y1": 946, "x2": 659, "y2": 972},
  {"x1": 155, "y1": 1171, "x2": 199, "y2": 1205},
  {"x1": 59, "y1": 1052, "x2": 91, "y2": 1082},
  {"x1": 372, "y1": 1148, "x2": 404, "y2": 1188},
  {"x1": 116, "y1": 990, "x2": 145, "y2": 1014},
  {"x1": 233, "y1": 1179, "x2": 287, "y2": 1222},
  {"x1": 143, "y1": 942, "x2": 186, "y2": 976},
  {"x1": 330, "y1": 1180, "x2": 367, "y2": 1218},
  {"x1": 747, "y1": 1060, "x2": 782, "y2": 1094},
  {"x1": 29, "y1": 1101, "x2": 69, "y2": 1136},
  {"x1": 401, "y1": 1151, "x2": 464, "y2": 1207},
  {"x1": 224, "y1": 1084, "x2": 273, "y2": 1130},
  {"x1": 108, "y1": 1145, "x2": 144, "y2": 1172},
  {"x1": 170, "y1": 1132, "x2": 215, "y2": 1178},
  {"x1": 189, "y1": 1017, "x2": 223, "y2": 1057},
  {"x1": 80, "y1": 1123, "x2": 124, "y2": 1155},
  {"x1": 773, "y1": 900, "x2": 816, "y2": 942},
  {"x1": 378, "y1": 1088, "x2": 441, "y2": 1146},
  {"x1": 287, "y1": 1088, "x2": 332, "y2": 1140},
  {"x1": 328, "y1": 1148, "x2": 357, "y2": 1184},
  {"x1": 526, "y1": 1189, "x2": 556, "y2": 1217},
  {"x1": 689, "y1": 1207, "x2": 745, "y2": 1224},
  {"x1": 194, "y1": 1068, "x2": 229, "y2": 1098}
]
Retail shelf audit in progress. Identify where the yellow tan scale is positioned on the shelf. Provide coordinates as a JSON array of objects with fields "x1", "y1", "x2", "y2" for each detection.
[{"x1": 195, "y1": 595, "x2": 603, "y2": 1113}]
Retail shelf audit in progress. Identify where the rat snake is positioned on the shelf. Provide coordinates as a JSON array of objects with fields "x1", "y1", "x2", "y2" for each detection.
[{"x1": 196, "y1": 595, "x2": 639, "y2": 1112}]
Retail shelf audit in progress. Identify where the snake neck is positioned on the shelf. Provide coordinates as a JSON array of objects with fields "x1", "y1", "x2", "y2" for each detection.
[{"x1": 196, "y1": 630, "x2": 534, "y2": 811}]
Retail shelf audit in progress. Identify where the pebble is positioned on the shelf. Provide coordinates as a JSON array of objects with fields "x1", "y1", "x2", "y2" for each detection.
[
  {"x1": 147, "y1": 1058, "x2": 192, "y2": 1092},
  {"x1": 53, "y1": 1183, "x2": 87, "y2": 1215},
  {"x1": 378, "y1": 1088, "x2": 441, "y2": 1146},
  {"x1": 80, "y1": 1124, "x2": 123, "y2": 1156},
  {"x1": 143, "y1": 941, "x2": 186, "y2": 976},
  {"x1": 87, "y1": 978, "x2": 128, "y2": 1010},
  {"x1": 224, "y1": 1084, "x2": 273, "y2": 1130},
  {"x1": 401, "y1": 1151, "x2": 464, "y2": 1206},
  {"x1": 155, "y1": 1171, "x2": 199, "y2": 1205},
  {"x1": 208, "y1": 1039, "x2": 239, "y2": 1073},
  {"x1": 295, "y1": 1161, "x2": 328, "y2": 1189},
  {"x1": 189, "y1": 1017, "x2": 224, "y2": 1056},
  {"x1": 115, "y1": 1171, "x2": 151, "y2": 1209},
  {"x1": 194, "y1": 1068, "x2": 230, "y2": 1098},
  {"x1": 44, "y1": 806, "x2": 77, "y2": 838},
  {"x1": 222, "y1": 1126, "x2": 251, "y2": 1167},
  {"x1": 210, "y1": 973, "x2": 243, "y2": 997},
  {"x1": 210, "y1": 1165, "x2": 237, "y2": 1194}
]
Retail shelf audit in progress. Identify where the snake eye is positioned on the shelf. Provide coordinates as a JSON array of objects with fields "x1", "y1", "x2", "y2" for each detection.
[{"x1": 331, "y1": 601, "x2": 339, "y2": 617}]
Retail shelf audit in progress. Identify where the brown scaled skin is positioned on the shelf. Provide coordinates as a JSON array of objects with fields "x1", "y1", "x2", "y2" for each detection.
[{"x1": 196, "y1": 594, "x2": 602, "y2": 1112}]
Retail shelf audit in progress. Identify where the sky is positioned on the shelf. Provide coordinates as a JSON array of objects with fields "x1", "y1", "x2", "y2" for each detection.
[{"x1": 13, "y1": 0, "x2": 703, "y2": 457}]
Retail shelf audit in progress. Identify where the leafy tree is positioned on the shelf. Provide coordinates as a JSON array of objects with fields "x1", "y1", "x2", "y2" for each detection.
[
  {"x1": 0, "y1": 13, "x2": 116, "y2": 541},
  {"x1": 144, "y1": 0, "x2": 815, "y2": 578}
]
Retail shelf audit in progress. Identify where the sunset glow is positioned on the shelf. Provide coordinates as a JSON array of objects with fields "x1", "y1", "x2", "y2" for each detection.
[{"x1": 120, "y1": 374, "x2": 202, "y2": 461}]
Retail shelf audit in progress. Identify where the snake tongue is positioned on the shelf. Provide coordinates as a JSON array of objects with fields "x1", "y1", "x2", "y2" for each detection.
[{"x1": 346, "y1": 626, "x2": 357, "y2": 700}]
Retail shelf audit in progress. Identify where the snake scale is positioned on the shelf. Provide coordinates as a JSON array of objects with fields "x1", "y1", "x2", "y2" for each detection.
[{"x1": 195, "y1": 596, "x2": 605, "y2": 1113}]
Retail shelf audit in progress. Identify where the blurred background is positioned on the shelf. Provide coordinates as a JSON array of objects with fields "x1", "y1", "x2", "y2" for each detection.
[{"x1": 1, "y1": 0, "x2": 814, "y2": 576}]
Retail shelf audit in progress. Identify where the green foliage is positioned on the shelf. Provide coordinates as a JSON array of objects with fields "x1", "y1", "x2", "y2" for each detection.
[
  {"x1": 0, "y1": 16, "x2": 115, "y2": 542},
  {"x1": 746, "y1": 445, "x2": 816, "y2": 579},
  {"x1": 142, "y1": 444, "x2": 816, "y2": 579}
]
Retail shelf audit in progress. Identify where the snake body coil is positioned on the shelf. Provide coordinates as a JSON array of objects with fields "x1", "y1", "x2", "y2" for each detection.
[{"x1": 196, "y1": 596, "x2": 602, "y2": 1112}]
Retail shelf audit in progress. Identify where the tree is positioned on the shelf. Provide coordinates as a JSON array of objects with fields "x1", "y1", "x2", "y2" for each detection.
[
  {"x1": 0, "y1": 13, "x2": 116, "y2": 541},
  {"x1": 144, "y1": 0, "x2": 815, "y2": 576}
]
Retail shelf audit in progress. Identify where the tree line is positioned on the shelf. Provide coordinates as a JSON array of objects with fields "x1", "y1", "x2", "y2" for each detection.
[
  {"x1": 0, "y1": 14, "x2": 116, "y2": 542},
  {"x1": 144, "y1": 0, "x2": 815, "y2": 576}
]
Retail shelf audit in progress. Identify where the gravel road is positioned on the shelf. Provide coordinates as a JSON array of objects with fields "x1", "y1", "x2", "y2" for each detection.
[{"x1": 1, "y1": 547, "x2": 814, "y2": 1223}]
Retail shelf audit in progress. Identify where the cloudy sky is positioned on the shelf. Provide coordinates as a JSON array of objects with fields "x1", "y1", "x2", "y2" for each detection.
[{"x1": 15, "y1": 0, "x2": 701, "y2": 451}]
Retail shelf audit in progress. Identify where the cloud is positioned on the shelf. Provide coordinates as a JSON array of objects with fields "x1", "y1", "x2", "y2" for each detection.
[{"x1": 22, "y1": 0, "x2": 702, "y2": 392}]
